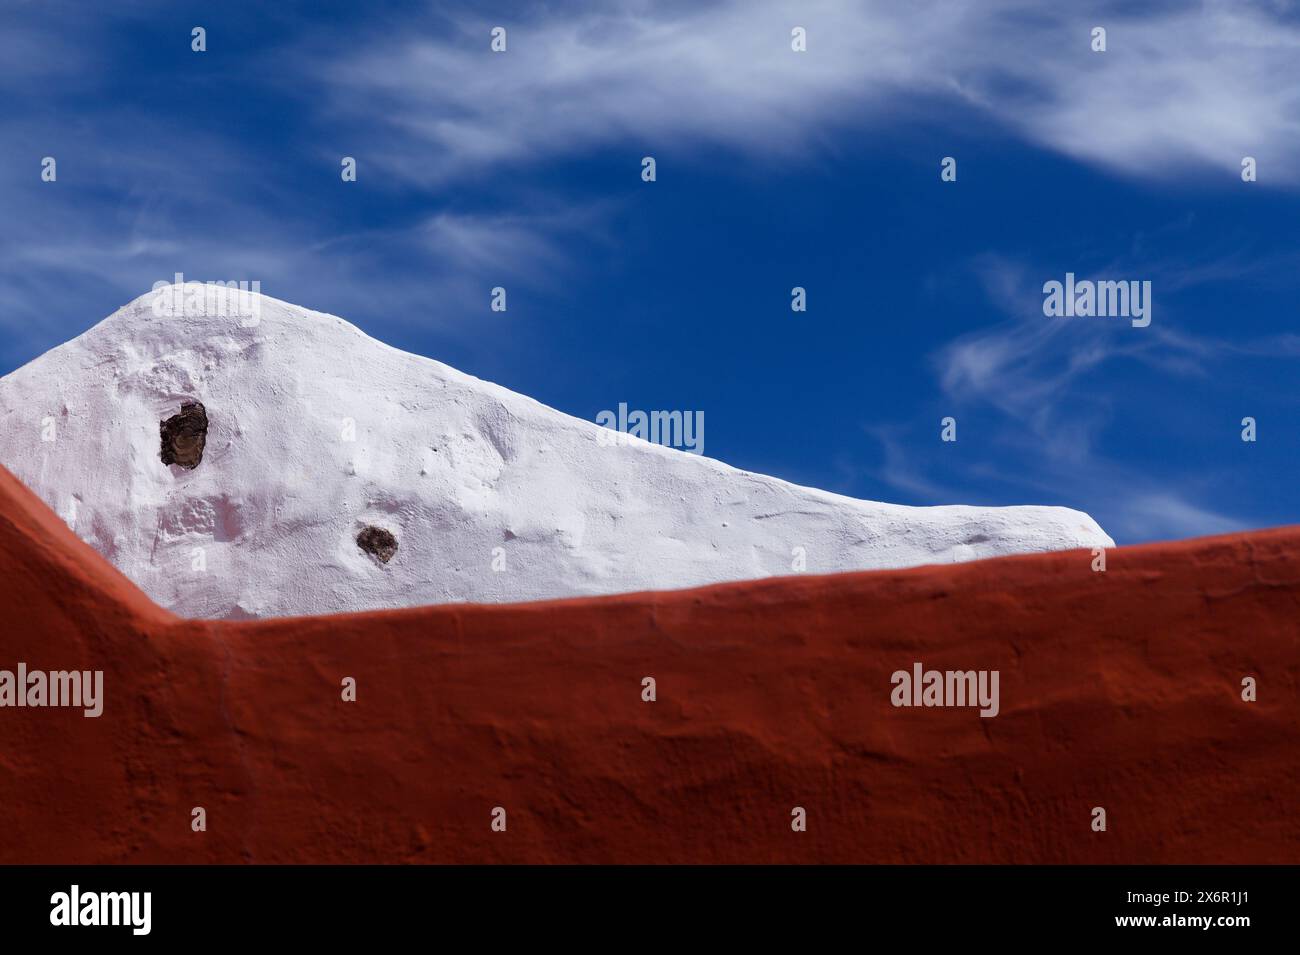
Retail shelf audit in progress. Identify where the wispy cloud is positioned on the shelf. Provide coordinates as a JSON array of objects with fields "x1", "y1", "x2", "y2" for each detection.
[
  {"x1": 1111, "y1": 491, "x2": 1247, "y2": 540},
  {"x1": 7, "y1": 0, "x2": 1300, "y2": 363},
  {"x1": 860, "y1": 246, "x2": 1300, "y2": 542},
  {"x1": 305, "y1": 0, "x2": 1300, "y2": 187},
  {"x1": 936, "y1": 255, "x2": 1209, "y2": 430}
]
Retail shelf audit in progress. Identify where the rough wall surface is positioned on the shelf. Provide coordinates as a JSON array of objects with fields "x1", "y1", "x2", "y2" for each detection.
[
  {"x1": 0, "y1": 465, "x2": 1294, "y2": 864},
  {"x1": 0, "y1": 288, "x2": 1113, "y2": 619}
]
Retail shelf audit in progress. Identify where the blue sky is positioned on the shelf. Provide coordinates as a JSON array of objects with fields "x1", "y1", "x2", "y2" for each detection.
[{"x1": 2, "y1": 0, "x2": 1299, "y2": 543}]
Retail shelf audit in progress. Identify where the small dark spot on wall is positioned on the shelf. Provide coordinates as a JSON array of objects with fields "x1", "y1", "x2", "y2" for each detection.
[{"x1": 160, "y1": 402, "x2": 208, "y2": 469}]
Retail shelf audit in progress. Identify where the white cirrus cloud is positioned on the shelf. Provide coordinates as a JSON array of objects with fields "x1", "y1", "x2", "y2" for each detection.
[{"x1": 302, "y1": 0, "x2": 1300, "y2": 187}]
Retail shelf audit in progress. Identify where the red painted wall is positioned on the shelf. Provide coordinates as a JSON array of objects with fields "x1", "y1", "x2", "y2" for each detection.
[{"x1": 0, "y1": 466, "x2": 1295, "y2": 863}]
